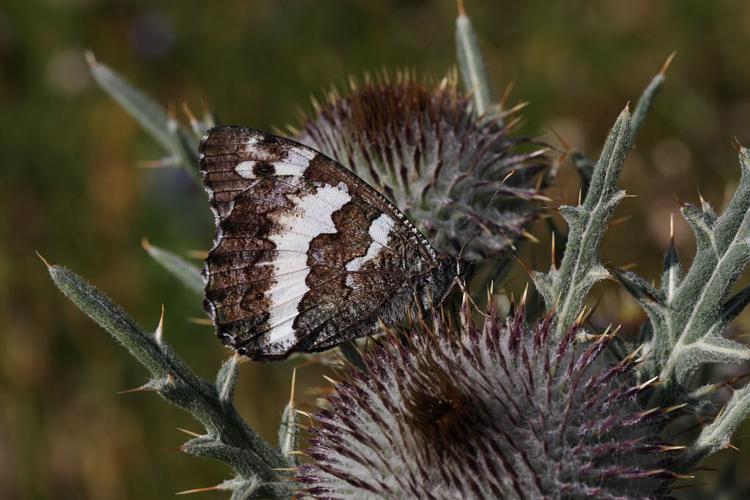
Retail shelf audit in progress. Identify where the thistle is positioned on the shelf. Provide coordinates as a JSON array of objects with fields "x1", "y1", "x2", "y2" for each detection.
[
  {"x1": 294, "y1": 74, "x2": 546, "y2": 265},
  {"x1": 298, "y1": 296, "x2": 682, "y2": 499},
  {"x1": 42, "y1": 2, "x2": 750, "y2": 498}
]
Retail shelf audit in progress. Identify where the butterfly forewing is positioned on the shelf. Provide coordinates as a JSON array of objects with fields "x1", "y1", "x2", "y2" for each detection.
[{"x1": 200, "y1": 126, "x2": 454, "y2": 360}]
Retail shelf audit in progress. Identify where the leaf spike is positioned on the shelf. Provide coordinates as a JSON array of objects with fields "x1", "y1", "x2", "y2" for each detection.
[
  {"x1": 573, "y1": 306, "x2": 589, "y2": 328},
  {"x1": 505, "y1": 114, "x2": 523, "y2": 130},
  {"x1": 322, "y1": 375, "x2": 339, "y2": 386},
  {"x1": 659, "y1": 444, "x2": 687, "y2": 452},
  {"x1": 499, "y1": 80, "x2": 515, "y2": 110},
  {"x1": 638, "y1": 407, "x2": 660, "y2": 419},
  {"x1": 731, "y1": 135, "x2": 743, "y2": 153},
  {"x1": 289, "y1": 368, "x2": 297, "y2": 407},
  {"x1": 659, "y1": 51, "x2": 677, "y2": 76},
  {"x1": 35, "y1": 250, "x2": 51, "y2": 269},
  {"x1": 272, "y1": 467, "x2": 297, "y2": 472},
  {"x1": 636, "y1": 376, "x2": 660, "y2": 391},
  {"x1": 187, "y1": 317, "x2": 212, "y2": 326},
  {"x1": 155, "y1": 304, "x2": 165, "y2": 346},
  {"x1": 610, "y1": 324, "x2": 622, "y2": 337},
  {"x1": 547, "y1": 124, "x2": 571, "y2": 153},
  {"x1": 176, "y1": 427, "x2": 202, "y2": 438},
  {"x1": 512, "y1": 254, "x2": 531, "y2": 275},
  {"x1": 505, "y1": 100, "x2": 529, "y2": 115},
  {"x1": 84, "y1": 50, "x2": 97, "y2": 68},
  {"x1": 176, "y1": 484, "x2": 225, "y2": 495},
  {"x1": 181, "y1": 102, "x2": 198, "y2": 126},
  {"x1": 662, "y1": 403, "x2": 687, "y2": 414},
  {"x1": 117, "y1": 383, "x2": 156, "y2": 395},
  {"x1": 521, "y1": 230, "x2": 540, "y2": 244},
  {"x1": 726, "y1": 443, "x2": 740, "y2": 452},
  {"x1": 624, "y1": 344, "x2": 646, "y2": 362},
  {"x1": 456, "y1": 0, "x2": 465, "y2": 16},
  {"x1": 521, "y1": 282, "x2": 529, "y2": 306},
  {"x1": 186, "y1": 250, "x2": 208, "y2": 259}
]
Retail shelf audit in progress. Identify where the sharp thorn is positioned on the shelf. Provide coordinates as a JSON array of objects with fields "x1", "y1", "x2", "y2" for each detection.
[
  {"x1": 499, "y1": 81, "x2": 515, "y2": 109},
  {"x1": 35, "y1": 250, "x2": 51, "y2": 268},
  {"x1": 185, "y1": 249, "x2": 209, "y2": 260},
  {"x1": 731, "y1": 136, "x2": 743, "y2": 153},
  {"x1": 289, "y1": 368, "x2": 297, "y2": 407},
  {"x1": 637, "y1": 376, "x2": 660, "y2": 391},
  {"x1": 659, "y1": 445, "x2": 687, "y2": 452},
  {"x1": 187, "y1": 317, "x2": 212, "y2": 326},
  {"x1": 176, "y1": 427, "x2": 202, "y2": 438},
  {"x1": 176, "y1": 484, "x2": 224, "y2": 495},
  {"x1": 182, "y1": 102, "x2": 198, "y2": 125},
  {"x1": 118, "y1": 383, "x2": 154, "y2": 395},
  {"x1": 660, "y1": 51, "x2": 677, "y2": 76},
  {"x1": 662, "y1": 403, "x2": 687, "y2": 414},
  {"x1": 155, "y1": 304, "x2": 165, "y2": 345},
  {"x1": 84, "y1": 50, "x2": 97, "y2": 68},
  {"x1": 456, "y1": 0, "x2": 466, "y2": 17}
]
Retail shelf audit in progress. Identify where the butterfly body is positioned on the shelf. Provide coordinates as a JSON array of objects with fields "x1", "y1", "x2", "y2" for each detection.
[{"x1": 200, "y1": 127, "x2": 455, "y2": 360}]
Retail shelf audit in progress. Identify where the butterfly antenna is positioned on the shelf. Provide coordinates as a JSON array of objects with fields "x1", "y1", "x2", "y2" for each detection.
[
  {"x1": 456, "y1": 169, "x2": 516, "y2": 268},
  {"x1": 451, "y1": 170, "x2": 516, "y2": 317}
]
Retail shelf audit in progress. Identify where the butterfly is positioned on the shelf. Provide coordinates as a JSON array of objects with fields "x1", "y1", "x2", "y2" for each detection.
[{"x1": 200, "y1": 127, "x2": 457, "y2": 360}]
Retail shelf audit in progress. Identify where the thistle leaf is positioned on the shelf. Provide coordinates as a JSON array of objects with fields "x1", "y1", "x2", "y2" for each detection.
[
  {"x1": 540, "y1": 107, "x2": 631, "y2": 338},
  {"x1": 87, "y1": 53, "x2": 200, "y2": 180},
  {"x1": 48, "y1": 263, "x2": 171, "y2": 377},
  {"x1": 612, "y1": 269, "x2": 666, "y2": 318},
  {"x1": 673, "y1": 335, "x2": 750, "y2": 384},
  {"x1": 44, "y1": 262, "x2": 291, "y2": 494},
  {"x1": 142, "y1": 239, "x2": 204, "y2": 295},
  {"x1": 617, "y1": 146, "x2": 750, "y2": 414},
  {"x1": 687, "y1": 383, "x2": 750, "y2": 466},
  {"x1": 455, "y1": 1, "x2": 493, "y2": 117},
  {"x1": 182, "y1": 436, "x2": 265, "y2": 478},
  {"x1": 656, "y1": 147, "x2": 750, "y2": 383}
]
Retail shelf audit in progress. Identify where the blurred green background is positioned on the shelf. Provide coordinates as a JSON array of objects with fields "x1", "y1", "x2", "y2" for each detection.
[{"x1": 3, "y1": 0, "x2": 750, "y2": 498}]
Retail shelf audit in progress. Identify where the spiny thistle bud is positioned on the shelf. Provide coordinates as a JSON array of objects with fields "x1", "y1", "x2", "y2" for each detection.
[
  {"x1": 298, "y1": 298, "x2": 683, "y2": 499},
  {"x1": 293, "y1": 74, "x2": 546, "y2": 264}
]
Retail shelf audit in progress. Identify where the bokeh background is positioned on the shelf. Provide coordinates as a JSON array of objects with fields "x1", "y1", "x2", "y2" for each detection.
[{"x1": 3, "y1": 0, "x2": 750, "y2": 498}]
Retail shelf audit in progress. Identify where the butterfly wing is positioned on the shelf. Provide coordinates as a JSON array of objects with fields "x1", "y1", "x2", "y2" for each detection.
[{"x1": 200, "y1": 126, "x2": 454, "y2": 360}]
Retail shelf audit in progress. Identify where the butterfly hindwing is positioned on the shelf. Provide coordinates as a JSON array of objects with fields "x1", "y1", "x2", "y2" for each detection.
[{"x1": 200, "y1": 126, "x2": 454, "y2": 360}]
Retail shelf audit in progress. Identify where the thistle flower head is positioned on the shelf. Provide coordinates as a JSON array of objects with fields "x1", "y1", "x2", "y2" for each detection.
[
  {"x1": 294, "y1": 74, "x2": 546, "y2": 263},
  {"x1": 298, "y1": 299, "x2": 681, "y2": 499}
]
